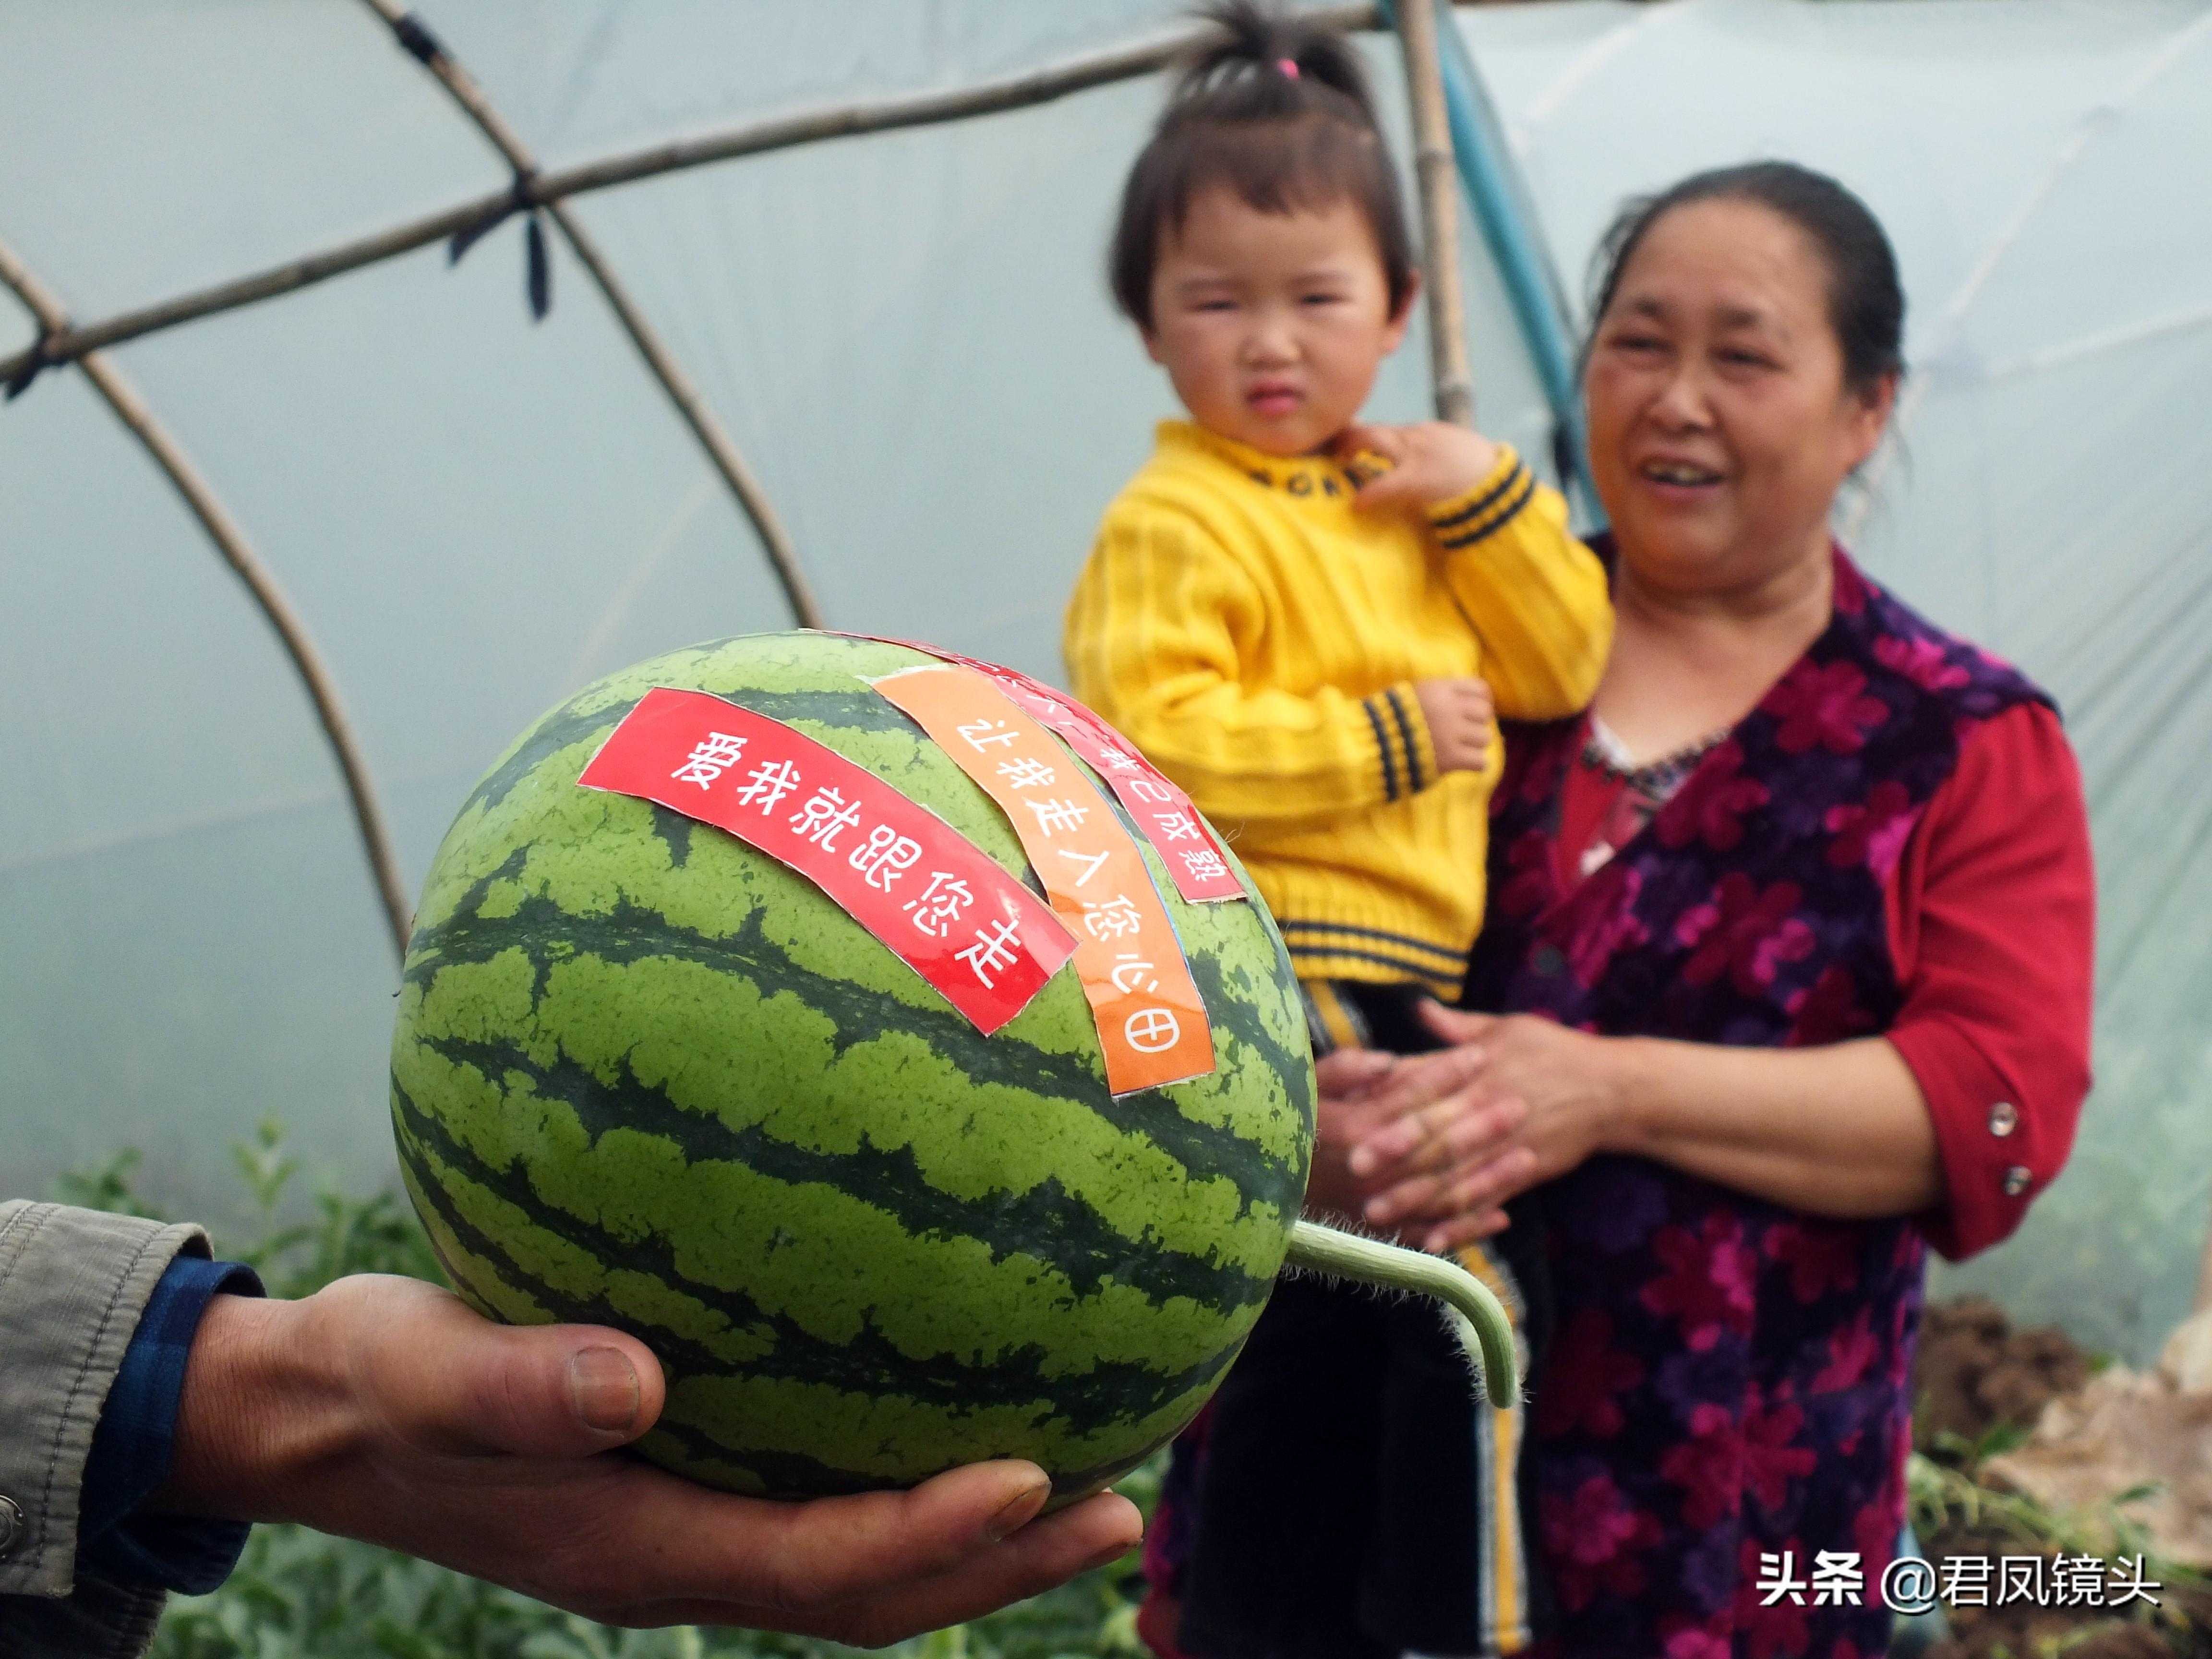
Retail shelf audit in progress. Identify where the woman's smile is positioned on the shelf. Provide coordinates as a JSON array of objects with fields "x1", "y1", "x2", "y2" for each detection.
[{"x1": 1633, "y1": 451, "x2": 1730, "y2": 501}]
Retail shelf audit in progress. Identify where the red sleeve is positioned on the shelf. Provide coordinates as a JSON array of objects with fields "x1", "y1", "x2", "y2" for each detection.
[{"x1": 1885, "y1": 702, "x2": 2094, "y2": 1261}]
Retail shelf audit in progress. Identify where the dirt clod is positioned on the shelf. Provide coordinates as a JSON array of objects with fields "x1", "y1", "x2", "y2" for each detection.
[{"x1": 1917, "y1": 1295, "x2": 2090, "y2": 1449}]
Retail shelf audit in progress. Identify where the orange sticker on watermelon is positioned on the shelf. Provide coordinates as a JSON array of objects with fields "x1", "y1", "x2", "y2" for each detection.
[
  {"x1": 851, "y1": 637, "x2": 1245, "y2": 905},
  {"x1": 577, "y1": 687, "x2": 1075, "y2": 1034},
  {"x1": 872, "y1": 664, "x2": 1216, "y2": 1094}
]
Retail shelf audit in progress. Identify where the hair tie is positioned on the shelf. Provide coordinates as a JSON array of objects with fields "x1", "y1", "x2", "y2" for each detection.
[{"x1": 1276, "y1": 57, "x2": 1300, "y2": 79}]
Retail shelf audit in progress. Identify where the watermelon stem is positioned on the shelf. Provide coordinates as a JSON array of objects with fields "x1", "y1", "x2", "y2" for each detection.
[{"x1": 1281, "y1": 1220, "x2": 1520, "y2": 1407}]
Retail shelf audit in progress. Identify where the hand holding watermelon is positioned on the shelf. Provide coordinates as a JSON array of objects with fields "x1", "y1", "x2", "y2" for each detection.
[{"x1": 156, "y1": 1273, "x2": 1143, "y2": 1639}]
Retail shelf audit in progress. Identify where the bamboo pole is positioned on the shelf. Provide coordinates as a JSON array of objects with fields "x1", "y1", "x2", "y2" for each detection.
[
  {"x1": 352, "y1": 0, "x2": 822, "y2": 629},
  {"x1": 0, "y1": 5, "x2": 1380, "y2": 392},
  {"x1": 1391, "y1": 0, "x2": 1475, "y2": 427},
  {"x1": 0, "y1": 237, "x2": 413, "y2": 962},
  {"x1": 530, "y1": 7, "x2": 1370, "y2": 204},
  {"x1": 0, "y1": 197, "x2": 505, "y2": 390}
]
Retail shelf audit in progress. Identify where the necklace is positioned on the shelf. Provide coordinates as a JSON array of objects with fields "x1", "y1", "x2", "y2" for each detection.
[
  {"x1": 1573, "y1": 715, "x2": 1732, "y2": 880},
  {"x1": 1579, "y1": 714, "x2": 1731, "y2": 795}
]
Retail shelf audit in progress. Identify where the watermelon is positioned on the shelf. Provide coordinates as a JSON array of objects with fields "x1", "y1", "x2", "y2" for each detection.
[{"x1": 391, "y1": 631, "x2": 1318, "y2": 1501}]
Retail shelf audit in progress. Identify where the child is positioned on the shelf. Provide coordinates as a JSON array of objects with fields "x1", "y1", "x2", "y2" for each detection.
[
  {"x1": 1060, "y1": 7, "x2": 1609, "y2": 1657},
  {"x1": 1065, "y1": 8, "x2": 1609, "y2": 1035}
]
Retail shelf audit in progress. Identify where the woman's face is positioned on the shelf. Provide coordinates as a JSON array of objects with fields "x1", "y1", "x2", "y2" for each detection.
[{"x1": 1584, "y1": 197, "x2": 1895, "y2": 596}]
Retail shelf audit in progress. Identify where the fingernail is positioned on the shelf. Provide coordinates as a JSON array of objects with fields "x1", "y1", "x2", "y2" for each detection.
[
  {"x1": 1082, "y1": 1531, "x2": 1143, "y2": 1571},
  {"x1": 569, "y1": 1346, "x2": 641, "y2": 1433},
  {"x1": 985, "y1": 1478, "x2": 1053, "y2": 1541},
  {"x1": 1347, "y1": 1150, "x2": 1373, "y2": 1177}
]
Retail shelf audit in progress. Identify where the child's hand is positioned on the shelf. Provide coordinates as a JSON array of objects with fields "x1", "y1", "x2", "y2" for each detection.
[
  {"x1": 1415, "y1": 677, "x2": 1495, "y2": 774},
  {"x1": 1335, "y1": 422, "x2": 1502, "y2": 513}
]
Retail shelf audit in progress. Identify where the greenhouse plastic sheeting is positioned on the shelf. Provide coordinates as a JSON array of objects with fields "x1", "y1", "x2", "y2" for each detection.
[
  {"x1": 1455, "y1": 0, "x2": 2212, "y2": 1359},
  {"x1": 8, "y1": 0, "x2": 2208, "y2": 1365},
  {"x1": 0, "y1": 5, "x2": 1552, "y2": 1212}
]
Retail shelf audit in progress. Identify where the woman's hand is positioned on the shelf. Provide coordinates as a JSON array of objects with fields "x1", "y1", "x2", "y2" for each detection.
[
  {"x1": 1305, "y1": 1047, "x2": 1413, "y2": 1224},
  {"x1": 1308, "y1": 1038, "x2": 1527, "y2": 1247},
  {"x1": 1345, "y1": 1008, "x2": 1946, "y2": 1244},
  {"x1": 156, "y1": 1276, "x2": 1143, "y2": 1642},
  {"x1": 1347, "y1": 1006, "x2": 1627, "y2": 1253},
  {"x1": 1334, "y1": 421, "x2": 1502, "y2": 512}
]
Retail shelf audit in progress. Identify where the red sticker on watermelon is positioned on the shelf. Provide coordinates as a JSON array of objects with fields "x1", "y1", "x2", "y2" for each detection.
[
  {"x1": 577, "y1": 687, "x2": 1076, "y2": 1034},
  {"x1": 849, "y1": 638, "x2": 1246, "y2": 905}
]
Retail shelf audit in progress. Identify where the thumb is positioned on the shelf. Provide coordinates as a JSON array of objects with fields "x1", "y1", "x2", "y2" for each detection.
[
  {"x1": 1419, "y1": 1000, "x2": 1491, "y2": 1046},
  {"x1": 361, "y1": 1279, "x2": 668, "y2": 1457},
  {"x1": 1349, "y1": 465, "x2": 1424, "y2": 514},
  {"x1": 1333, "y1": 425, "x2": 1400, "y2": 489},
  {"x1": 1317, "y1": 1046, "x2": 1396, "y2": 1103},
  {"x1": 1332, "y1": 422, "x2": 1396, "y2": 462},
  {"x1": 468, "y1": 1328, "x2": 667, "y2": 1456}
]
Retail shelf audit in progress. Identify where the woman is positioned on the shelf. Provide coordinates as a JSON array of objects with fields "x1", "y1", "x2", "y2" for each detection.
[{"x1": 1148, "y1": 163, "x2": 2094, "y2": 1659}]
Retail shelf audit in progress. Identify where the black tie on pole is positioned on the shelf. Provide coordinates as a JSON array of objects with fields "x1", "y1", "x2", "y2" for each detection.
[
  {"x1": 446, "y1": 174, "x2": 552, "y2": 322},
  {"x1": 3, "y1": 334, "x2": 54, "y2": 400},
  {"x1": 391, "y1": 11, "x2": 443, "y2": 67},
  {"x1": 524, "y1": 211, "x2": 550, "y2": 320}
]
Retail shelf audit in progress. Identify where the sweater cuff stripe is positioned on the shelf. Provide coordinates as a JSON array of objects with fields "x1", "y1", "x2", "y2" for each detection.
[
  {"x1": 1430, "y1": 457, "x2": 1528, "y2": 532},
  {"x1": 1284, "y1": 940, "x2": 1464, "y2": 993},
  {"x1": 1438, "y1": 466, "x2": 1537, "y2": 550},
  {"x1": 1363, "y1": 696, "x2": 1399, "y2": 802},
  {"x1": 1384, "y1": 686, "x2": 1424, "y2": 793},
  {"x1": 1277, "y1": 918, "x2": 1472, "y2": 966}
]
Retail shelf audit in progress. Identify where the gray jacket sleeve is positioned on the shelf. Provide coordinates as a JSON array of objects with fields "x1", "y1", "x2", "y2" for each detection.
[{"x1": 0, "y1": 1200, "x2": 215, "y2": 1659}]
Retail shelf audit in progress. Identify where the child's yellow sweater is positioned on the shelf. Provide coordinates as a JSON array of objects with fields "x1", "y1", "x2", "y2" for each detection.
[{"x1": 1065, "y1": 421, "x2": 1612, "y2": 996}]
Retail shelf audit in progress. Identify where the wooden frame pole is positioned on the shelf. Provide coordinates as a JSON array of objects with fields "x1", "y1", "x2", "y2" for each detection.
[{"x1": 1392, "y1": 0, "x2": 1475, "y2": 427}]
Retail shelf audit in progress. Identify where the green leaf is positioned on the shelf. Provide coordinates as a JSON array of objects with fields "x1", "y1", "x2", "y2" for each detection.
[
  {"x1": 232, "y1": 1120, "x2": 301, "y2": 1214},
  {"x1": 51, "y1": 1148, "x2": 166, "y2": 1219}
]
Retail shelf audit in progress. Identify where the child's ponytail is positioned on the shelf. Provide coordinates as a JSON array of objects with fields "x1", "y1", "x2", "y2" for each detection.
[
  {"x1": 1171, "y1": 1, "x2": 1383, "y2": 134},
  {"x1": 1109, "y1": 2, "x2": 1415, "y2": 330}
]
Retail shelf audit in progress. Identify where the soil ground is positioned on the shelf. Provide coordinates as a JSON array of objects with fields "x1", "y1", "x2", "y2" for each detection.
[{"x1": 1911, "y1": 1298, "x2": 2212, "y2": 1658}]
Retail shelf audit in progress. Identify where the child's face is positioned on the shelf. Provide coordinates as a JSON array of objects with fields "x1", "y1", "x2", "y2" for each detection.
[{"x1": 1143, "y1": 187, "x2": 1411, "y2": 457}]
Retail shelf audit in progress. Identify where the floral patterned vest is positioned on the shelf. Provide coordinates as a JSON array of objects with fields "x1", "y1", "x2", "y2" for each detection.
[{"x1": 1464, "y1": 550, "x2": 2052, "y2": 1659}]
